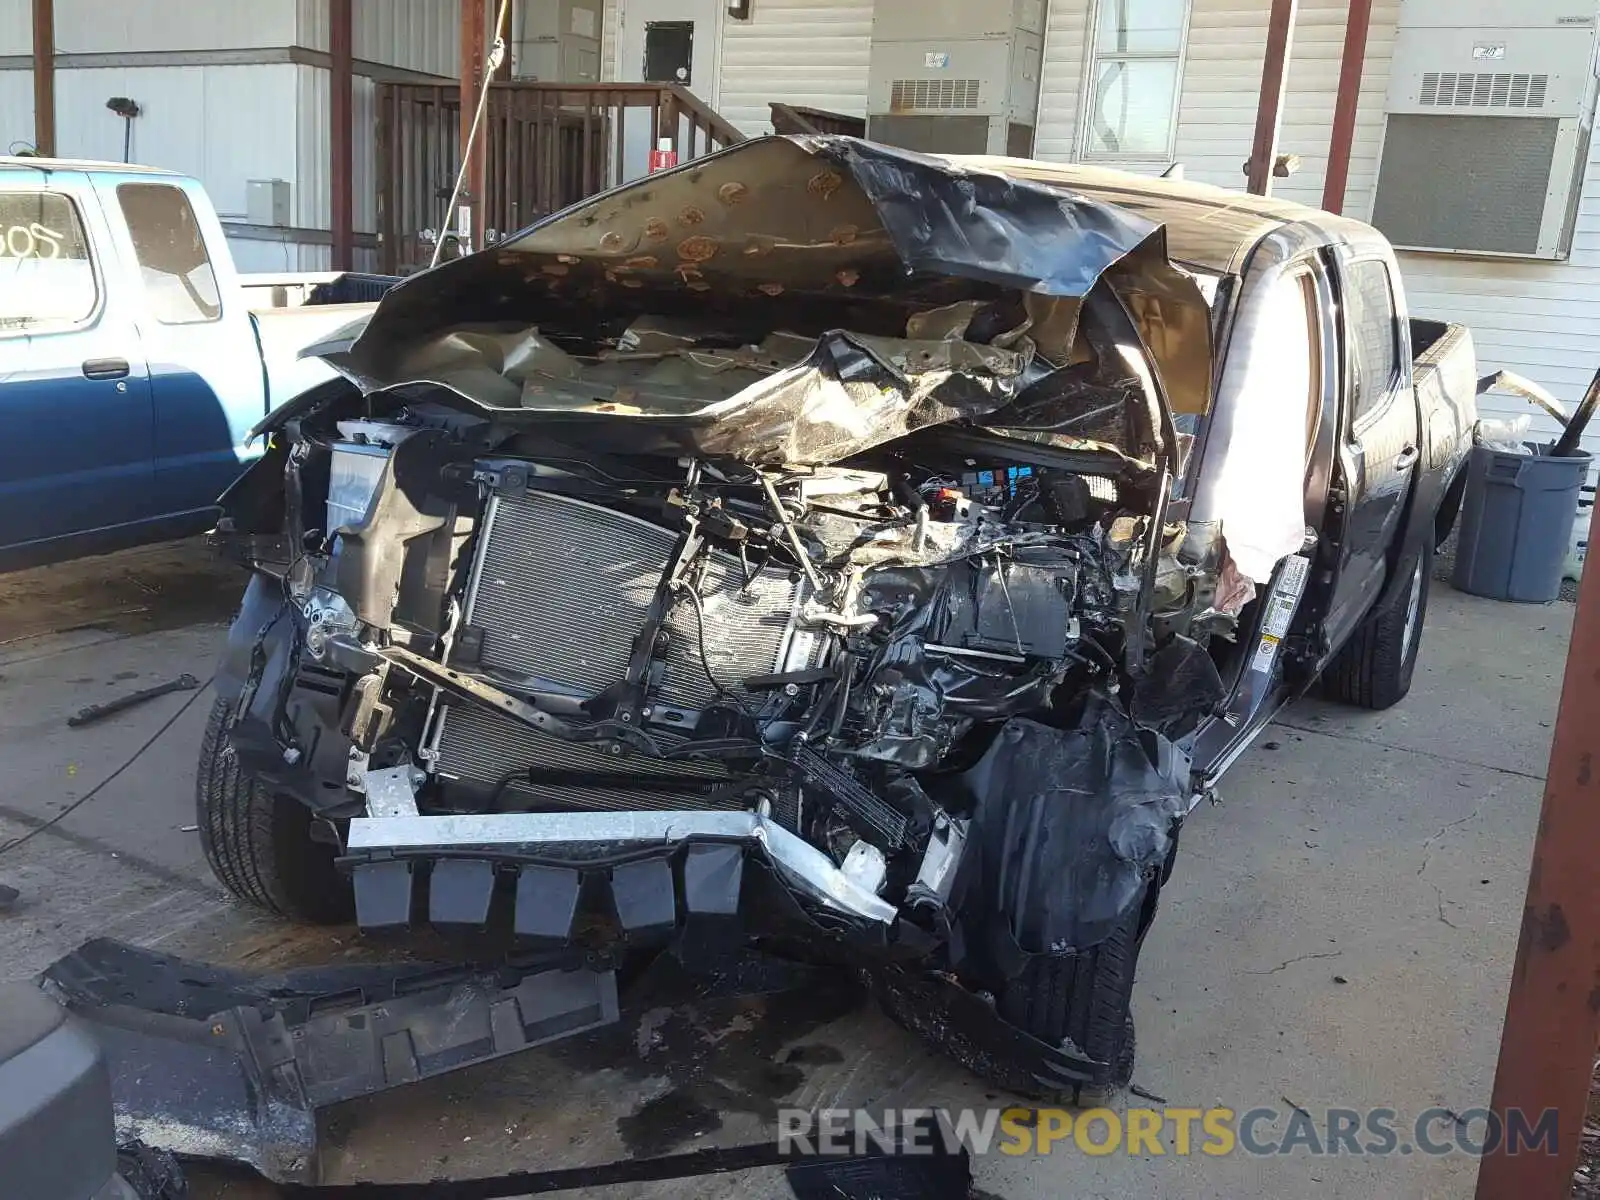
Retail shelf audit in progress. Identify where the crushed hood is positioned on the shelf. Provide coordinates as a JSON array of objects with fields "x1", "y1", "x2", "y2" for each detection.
[{"x1": 304, "y1": 136, "x2": 1212, "y2": 466}]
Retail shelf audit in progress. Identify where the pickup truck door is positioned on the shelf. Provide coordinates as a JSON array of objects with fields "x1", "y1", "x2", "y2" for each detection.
[
  {"x1": 0, "y1": 176, "x2": 156, "y2": 551},
  {"x1": 103, "y1": 179, "x2": 267, "y2": 518},
  {"x1": 1320, "y1": 249, "x2": 1420, "y2": 650}
]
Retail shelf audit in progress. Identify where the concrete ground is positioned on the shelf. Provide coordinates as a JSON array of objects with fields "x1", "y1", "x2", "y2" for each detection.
[{"x1": 0, "y1": 538, "x2": 1571, "y2": 1199}]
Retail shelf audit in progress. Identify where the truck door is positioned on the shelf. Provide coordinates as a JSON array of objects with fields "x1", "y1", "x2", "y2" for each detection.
[
  {"x1": 107, "y1": 180, "x2": 266, "y2": 518},
  {"x1": 1320, "y1": 250, "x2": 1420, "y2": 650},
  {"x1": 0, "y1": 178, "x2": 156, "y2": 553}
]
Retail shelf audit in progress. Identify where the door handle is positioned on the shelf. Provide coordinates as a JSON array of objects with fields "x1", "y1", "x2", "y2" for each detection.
[
  {"x1": 82, "y1": 357, "x2": 131, "y2": 381},
  {"x1": 1394, "y1": 444, "x2": 1420, "y2": 471}
]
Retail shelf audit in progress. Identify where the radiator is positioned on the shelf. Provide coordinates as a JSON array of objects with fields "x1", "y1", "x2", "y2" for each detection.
[{"x1": 430, "y1": 488, "x2": 822, "y2": 810}]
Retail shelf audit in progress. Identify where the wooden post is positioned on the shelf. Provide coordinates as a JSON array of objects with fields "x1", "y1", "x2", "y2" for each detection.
[
  {"x1": 1322, "y1": 0, "x2": 1374, "y2": 214},
  {"x1": 458, "y1": 0, "x2": 488, "y2": 252},
  {"x1": 1475, "y1": 502, "x2": 1600, "y2": 1196},
  {"x1": 1246, "y1": 0, "x2": 1298, "y2": 196},
  {"x1": 330, "y1": 0, "x2": 354, "y2": 271},
  {"x1": 31, "y1": 0, "x2": 55, "y2": 157}
]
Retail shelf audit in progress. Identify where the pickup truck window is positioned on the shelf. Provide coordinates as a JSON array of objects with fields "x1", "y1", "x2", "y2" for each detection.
[
  {"x1": 0, "y1": 191, "x2": 98, "y2": 333},
  {"x1": 116, "y1": 183, "x2": 222, "y2": 326},
  {"x1": 1347, "y1": 259, "x2": 1400, "y2": 424}
]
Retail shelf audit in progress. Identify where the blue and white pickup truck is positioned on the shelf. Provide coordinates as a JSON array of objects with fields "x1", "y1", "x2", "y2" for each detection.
[{"x1": 0, "y1": 156, "x2": 392, "y2": 570}]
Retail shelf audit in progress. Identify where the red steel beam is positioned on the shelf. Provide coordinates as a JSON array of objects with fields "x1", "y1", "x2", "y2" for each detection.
[
  {"x1": 31, "y1": 0, "x2": 55, "y2": 157},
  {"x1": 1476, "y1": 487, "x2": 1600, "y2": 1195},
  {"x1": 1321, "y1": 0, "x2": 1374, "y2": 213},
  {"x1": 329, "y1": 0, "x2": 354, "y2": 270},
  {"x1": 458, "y1": 0, "x2": 488, "y2": 252},
  {"x1": 1245, "y1": 0, "x2": 1298, "y2": 196}
]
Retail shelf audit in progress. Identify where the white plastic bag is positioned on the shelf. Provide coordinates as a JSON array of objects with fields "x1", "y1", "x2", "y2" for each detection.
[{"x1": 1474, "y1": 415, "x2": 1533, "y2": 455}]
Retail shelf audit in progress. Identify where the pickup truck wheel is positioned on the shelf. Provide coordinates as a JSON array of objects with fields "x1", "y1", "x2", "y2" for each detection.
[
  {"x1": 1323, "y1": 540, "x2": 1432, "y2": 711},
  {"x1": 196, "y1": 697, "x2": 353, "y2": 924},
  {"x1": 998, "y1": 894, "x2": 1143, "y2": 1101}
]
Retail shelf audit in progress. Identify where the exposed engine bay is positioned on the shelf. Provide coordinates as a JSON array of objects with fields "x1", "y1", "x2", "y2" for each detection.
[{"x1": 210, "y1": 135, "x2": 1261, "y2": 1092}]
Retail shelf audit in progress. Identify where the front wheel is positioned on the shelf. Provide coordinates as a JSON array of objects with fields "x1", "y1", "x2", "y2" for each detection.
[
  {"x1": 195, "y1": 697, "x2": 353, "y2": 924},
  {"x1": 1322, "y1": 539, "x2": 1432, "y2": 711},
  {"x1": 997, "y1": 895, "x2": 1144, "y2": 1102}
]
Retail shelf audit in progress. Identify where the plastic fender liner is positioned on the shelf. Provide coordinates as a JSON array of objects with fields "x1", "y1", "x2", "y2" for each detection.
[{"x1": 962, "y1": 711, "x2": 1189, "y2": 967}]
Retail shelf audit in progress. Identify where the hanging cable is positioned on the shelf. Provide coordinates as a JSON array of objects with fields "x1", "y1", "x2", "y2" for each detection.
[{"x1": 431, "y1": 0, "x2": 512, "y2": 269}]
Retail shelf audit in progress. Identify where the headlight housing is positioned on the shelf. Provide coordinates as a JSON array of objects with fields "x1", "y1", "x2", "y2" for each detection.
[{"x1": 326, "y1": 442, "x2": 389, "y2": 533}]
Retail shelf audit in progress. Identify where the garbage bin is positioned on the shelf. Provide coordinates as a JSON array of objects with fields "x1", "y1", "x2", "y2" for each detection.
[{"x1": 1452, "y1": 442, "x2": 1591, "y2": 602}]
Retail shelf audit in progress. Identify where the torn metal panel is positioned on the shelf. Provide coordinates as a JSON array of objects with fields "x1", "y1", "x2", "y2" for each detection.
[{"x1": 297, "y1": 136, "x2": 1211, "y2": 465}]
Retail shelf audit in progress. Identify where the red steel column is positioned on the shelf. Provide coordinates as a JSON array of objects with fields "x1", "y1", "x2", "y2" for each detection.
[
  {"x1": 1245, "y1": 0, "x2": 1298, "y2": 196},
  {"x1": 1321, "y1": 0, "x2": 1374, "y2": 213},
  {"x1": 458, "y1": 0, "x2": 487, "y2": 252},
  {"x1": 1476, "y1": 513, "x2": 1600, "y2": 1195},
  {"x1": 32, "y1": 0, "x2": 55, "y2": 157},
  {"x1": 330, "y1": 0, "x2": 354, "y2": 270}
]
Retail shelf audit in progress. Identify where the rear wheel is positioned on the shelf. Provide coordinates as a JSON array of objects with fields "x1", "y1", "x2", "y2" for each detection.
[
  {"x1": 195, "y1": 697, "x2": 352, "y2": 924},
  {"x1": 1323, "y1": 540, "x2": 1432, "y2": 710}
]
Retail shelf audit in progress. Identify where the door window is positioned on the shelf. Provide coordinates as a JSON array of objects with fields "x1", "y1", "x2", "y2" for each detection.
[
  {"x1": 0, "y1": 191, "x2": 98, "y2": 332},
  {"x1": 116, "y1": 183, "x2": 222, "y2": 325},
  {"x1": 1345, "y1": 259, "x2": 1400, "y2": 424}
]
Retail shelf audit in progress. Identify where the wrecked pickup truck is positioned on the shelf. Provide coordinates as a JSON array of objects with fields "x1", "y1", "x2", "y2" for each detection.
[{"x1": 198, "y1": 136, "x2": 1476, "y2": 1097}]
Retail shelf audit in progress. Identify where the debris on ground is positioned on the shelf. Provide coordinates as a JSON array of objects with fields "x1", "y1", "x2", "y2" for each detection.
[
  {"x1": 1577, "y1": 1056, "x2": 1600, "y2": 1197},
  {"x1": 67, "y1": 674, "x2": 201, "y2": 728}
]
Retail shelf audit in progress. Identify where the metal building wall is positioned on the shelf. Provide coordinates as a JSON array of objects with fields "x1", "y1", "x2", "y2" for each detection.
[
  {"x1": 50, "y1": 0, "x2": 297, "y2": 52},
  {"x1": 295, "y1": 0, "x2": 458, "y2": 76},
  {"x1": 52, "y1": 65, "x2": 300, "y2": 214},
  {"x1": 0, "y1": 0, "x2": 30, "y2": 54}
]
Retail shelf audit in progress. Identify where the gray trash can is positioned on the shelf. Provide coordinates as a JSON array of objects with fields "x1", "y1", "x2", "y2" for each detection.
[{"x1": 1452, "y1": 442, "x2": 1590, "y2": 602}]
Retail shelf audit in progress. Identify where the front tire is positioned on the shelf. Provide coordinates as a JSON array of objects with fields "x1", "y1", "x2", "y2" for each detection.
[
  {"x1": 195, "y1": 697, "x2": 352, "y2": 924},
  {"x1": 998, "y1": 892, "x2": 1145, "y2": 1101},
  {"x1": 1323, "y1": 539, "x2": 1432, "y2": 711}
]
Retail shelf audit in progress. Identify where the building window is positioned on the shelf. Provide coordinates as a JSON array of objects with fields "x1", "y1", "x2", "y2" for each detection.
[
  {"x1": 0, "y1": 191, "x2": 99, "y2": 333},
  {"x1": 117, "y1": 183, "x2": 222, "y2": 325},
  {"x1": 1082, "y1": 0, "x2": 1191, "y2": 160}
]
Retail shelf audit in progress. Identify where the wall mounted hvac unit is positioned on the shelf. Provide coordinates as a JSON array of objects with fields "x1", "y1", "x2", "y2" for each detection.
[
  {"x1": 1370, "y1": 0, "x2": 1600, "y2": 260},
  {"x1": 865, "y1": 0, "x2": 1046, "y2": 157},
  {"x1": 512, "y1": 0, "x2": 601, "y2": 82}
]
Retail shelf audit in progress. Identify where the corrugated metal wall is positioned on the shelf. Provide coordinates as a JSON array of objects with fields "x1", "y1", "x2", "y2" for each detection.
[
  {"x1": 293, "y1": 63, "x2": 377, "y2": 231},
  {"x1": 0, "y1": 0, "x2": 31, "y2": 55},
  {"x1": 53, "y1": 64, "x2": 301, "y2": 218},
  {"x1": 296, "y1": 0, "x2": 458, "y2": 77},
  {"x1": 718, "y1": 1, "x2": 874, "y2": 134},
  {"x1": 51, "y1": 0, "x2": 298, "y2": 53},
  {"x1": 0, "y1": 73, "x2": 34, "y2": 155}
]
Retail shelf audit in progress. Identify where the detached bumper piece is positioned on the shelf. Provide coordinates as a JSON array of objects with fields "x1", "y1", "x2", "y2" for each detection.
[
  {"x1": 39, "y1": 940, "x2": 619, "y2": 1184},
  {"x1": 343, "y1": 810, "x2": 899, "y2": 938}
]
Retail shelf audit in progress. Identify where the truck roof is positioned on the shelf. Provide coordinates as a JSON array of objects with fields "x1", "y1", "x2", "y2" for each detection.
[
  {"x1": 939, "y1": 155, "x2": 1372, "y2": 275},
  {"x1": 0, "y1": 156, "x2": 181, "y2": 178}
]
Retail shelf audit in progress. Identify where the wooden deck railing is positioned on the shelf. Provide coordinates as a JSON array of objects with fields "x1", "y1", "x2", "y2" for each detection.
[
  {"x1": 376, "y1": 82, "x2": 746, "y2": 274},
  {"x1": 768, "y1": 103, "x2": 866, "y2": 138}
]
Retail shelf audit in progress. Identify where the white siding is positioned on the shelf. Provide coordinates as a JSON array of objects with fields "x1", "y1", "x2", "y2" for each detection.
[
  {"x1": 297, "y1": 0, "x2": 458, "y2": 76},
  {"x1": 1036, "y1": 0, "x2": 1600, "y2": 461},
  {"x1": 718, "y1": 0, "x2": 873, "y2": 135},
  {"x1": 0, "y1": 73, "x2": 33, "y2": 154},
  {"x1": 602, "y1": 0, "x2": 618, "y2": 82},
  {"x1": 52, "y1": 0, "x2": 297, "y2": 53},
  {"x1": 1034, "y1": 0, "x2": 1091, "y2": 161},
  {"x1": 53, "y1": 65, "x2": 300, "y2": 219},
  {"x1": 0, "y1": 0, "x2": 31, "y2": 55}
]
